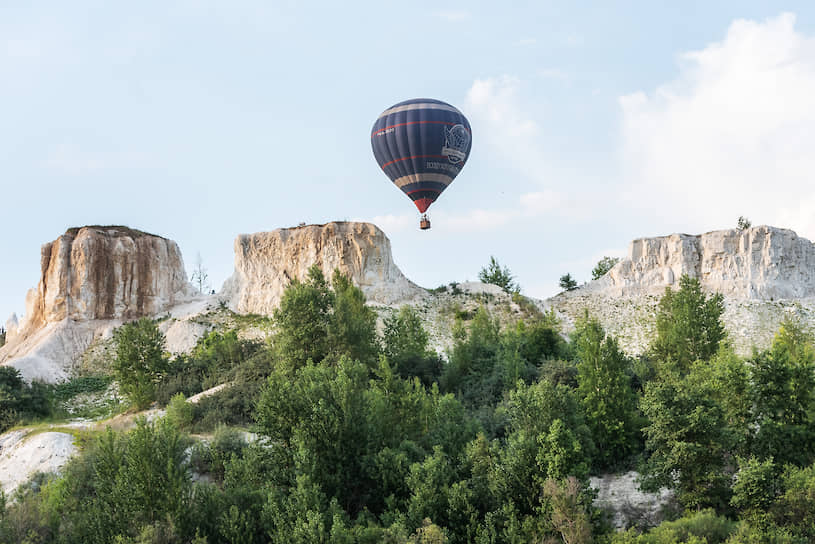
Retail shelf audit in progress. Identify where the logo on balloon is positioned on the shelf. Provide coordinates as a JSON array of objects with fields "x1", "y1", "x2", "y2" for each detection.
[{"x1": 442, "y1": 124, "x2": 470, "y2": 164}]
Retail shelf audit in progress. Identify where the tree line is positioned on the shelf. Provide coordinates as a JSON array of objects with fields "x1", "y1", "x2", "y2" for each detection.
[{"x1": 2, "y1": 267, "x2": 815, "y2": 543}]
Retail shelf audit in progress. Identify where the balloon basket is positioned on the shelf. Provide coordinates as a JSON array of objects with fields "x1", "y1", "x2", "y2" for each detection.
[{"x1": 419, "y1": 215, "x2": 431, "y2": 230}]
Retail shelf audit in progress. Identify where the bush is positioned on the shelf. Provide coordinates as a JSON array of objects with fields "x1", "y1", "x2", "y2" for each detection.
[
  {"x1": 112, "y1": 318, "x2": 168, "y2": 409},
  {"x1": 0, "y1": 367, "x2": 52, "y2": 431},
  {"x1": 156, "y1": 331, "x2": 263, "y2": 406},
  {"x1": 609, "y1": 509, "x2": 737, "y2": 543},
  {"x1": 165, "y1": 393, "x2": 194, "y2": 430},
  {"x1": 189, "y1": 425, "x2": 247, "y2": 481}
]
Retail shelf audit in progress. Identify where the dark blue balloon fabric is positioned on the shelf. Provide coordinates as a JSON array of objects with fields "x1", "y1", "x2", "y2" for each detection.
[{"x1": 371, "y1": 98, "x2": 472, "y2": 213}]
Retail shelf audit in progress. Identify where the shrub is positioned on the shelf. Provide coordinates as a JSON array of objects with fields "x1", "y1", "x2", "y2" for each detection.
[
  {"x1": 165, "y1": 393, "x2": 194, "y2": 430},
  {"x1": 112, "y1": 318, "x2": 168, "y2": 409}
]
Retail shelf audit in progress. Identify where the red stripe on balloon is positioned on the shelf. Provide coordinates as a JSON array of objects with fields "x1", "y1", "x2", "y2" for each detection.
[
  {"x1": 405, "y1": 188, "x2": 442, "y2": 195},
  {"x1": 371, "y1": 120, "x2": 471, "y2": 138},
  {"x1": 414, "y1": 198, "x2": 434, "y2": 214}
]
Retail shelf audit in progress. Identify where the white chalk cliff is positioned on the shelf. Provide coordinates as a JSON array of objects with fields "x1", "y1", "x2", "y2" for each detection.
[
  {"x1": 599, "y1": 225, "x2": 815, "y2": 299},
  {"x1": 7, "y1": 222, "x2": 815, "y2": 379},
  {"x1": 222, "y1": 221, "x2": 424, "y2": 315},
  {"x1": 0, "y1": 226, "x2": 194, "y2": 382},
  {"x1": 545, "y1": 225, "x2": 815, "y2": 355}
]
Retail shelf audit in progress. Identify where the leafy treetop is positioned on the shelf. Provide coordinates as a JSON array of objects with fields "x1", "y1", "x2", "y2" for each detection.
[
  {"x1": 478, "y1": 256, "x2": 520, "y2": 293},
  {"x1": 591, "y1": 256, "x2": 620, "y2": 280}
]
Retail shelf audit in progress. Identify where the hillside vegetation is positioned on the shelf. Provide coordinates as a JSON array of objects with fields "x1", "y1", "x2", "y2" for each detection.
[{"x1": 2, "y1": 267, "x2": 815, "y2": 543}]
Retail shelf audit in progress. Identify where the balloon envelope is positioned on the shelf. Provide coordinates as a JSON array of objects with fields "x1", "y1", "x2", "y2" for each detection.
[{"x1": 371, "y1": 98, "x2": 472, "y2": 214}]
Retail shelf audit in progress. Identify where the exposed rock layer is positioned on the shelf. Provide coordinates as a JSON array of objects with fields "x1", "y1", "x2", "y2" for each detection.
[
  {"x1": 603, "y1": 225, "x2": 815, "y2": 299},
  {"x1": 0, "y1": 226, "x2": 193, "y2": 381},
  {"x1": 223, "y1": 222, "x2": 424, "y2": 315},
  {"x1": 545, "y1": 225, "x2": 815, "y2": 356},
  {"x1": 25, "y1": 226, "x2": 191, "y2": 327}
]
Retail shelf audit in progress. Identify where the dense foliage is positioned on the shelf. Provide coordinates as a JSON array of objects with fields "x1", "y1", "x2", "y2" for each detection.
[
  {"x1": 3, "y1": 272, "x2": 815, "y2": 543},
  {"x1": 0, "y1": 367, "x2": 50, "y2": 432},
  {"x1": 113, "y1": 317, "x2": 170, "y2": 409}
]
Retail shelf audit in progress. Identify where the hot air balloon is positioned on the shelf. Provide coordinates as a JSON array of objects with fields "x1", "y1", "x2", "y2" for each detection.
[{"x1": 371, "y1": 98, "x2": 472, "y2": 230}]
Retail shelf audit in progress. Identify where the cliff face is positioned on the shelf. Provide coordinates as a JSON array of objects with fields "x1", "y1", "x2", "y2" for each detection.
[
  {"x1": 546, "y1": 225, "x2": 815, "y2": 356},
  {"x1": 23, "y1": 226, "x2": 191, "y2": 328},
  {"x1": 0, "y1": 226, "x2": 194, "y2": 381},
  {"x1": 223, "y1": 222, "x2": 424, "y2": 315},
  {"x1": 602, "y1": 226, "x2": 815, "y2": 300}
]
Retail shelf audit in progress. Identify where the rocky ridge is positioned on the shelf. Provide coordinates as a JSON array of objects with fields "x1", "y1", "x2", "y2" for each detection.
[
  {"x1": 544, "y1": 225, "x2": 815, "y2": 355},
  {"x1": 222, "y1": 221, "x2": 425, "y2": 315},
  {"x1": 601, "y1": 225, "x2": 815, "y2": 299}
]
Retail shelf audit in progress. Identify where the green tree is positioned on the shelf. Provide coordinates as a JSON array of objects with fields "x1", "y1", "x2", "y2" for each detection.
[
  {"x1": 591, "y1": 256, "x2": 620, "y2": 280},
  {"x1": 640, "y1": 369, "x2": 732, "y2": 511},
  {"x1": 112, "y1": 318, "x2": 168, "y2": 409},
  {"x1": 383, "y1": 306, "x2": 442, "y2": 385},
  {"x1": 441, "y1": 306, "x2": 503, "y2": 408},
  {"x1": 0, "y1": 366, "x2": 50, "y2": 432},
  {"x1": 651, "y1": 275, "x2": 725, "y2": 372},
  {"x1": 273, "y1": 265, "x2": 333, "y2": 367},
  {"x1": 0, "y1": 327, "x2": 5, "y2": 348},
  {"x1": 772, "y1": 462, "x2": 815, "y2": 540},
  {"x1": 738, "y1": 216, "x2": 752, "y2": 230},
  {"x1": 478, "y1": 256, "x2": 519, "y2": 293},
  {"x1": 327, "y1": 269, "x2": 379, "y2": 365},
  {"x1": 574, "y1": 316, "x2": 639, "y2": 469},
  {"x1": 31, "y1": 418, "x2": 192, "y2": 544},
  {"x1": 750, "y1": 319, "x2": 815, "y2": 466},
  {"x1": 731, "y1": 456, "x2": 781, "y2": 527},
  {"x1": 255, "y1": 357, "x2": 477, "y2": 518},
  {"x1": 498, "y1": 380, "x2": 594, "y2": 501},
  {"x1": 559, "y1": 273, "x2": 578, "y2": 291},
  {"x1": 692, "y1": 347, "x2": 753, "y2": 457}
]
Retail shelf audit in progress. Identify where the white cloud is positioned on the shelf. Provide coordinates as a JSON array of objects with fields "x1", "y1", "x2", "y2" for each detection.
[
  {"x1": 465, "y1": 76, "x2": 545, "y2": 183},
  {"x1": 429, "y1": 190, "x2": 584, "y2": 233},
  {"x1": 620, "y1": 12, "x2": 815, "y2": 239}
]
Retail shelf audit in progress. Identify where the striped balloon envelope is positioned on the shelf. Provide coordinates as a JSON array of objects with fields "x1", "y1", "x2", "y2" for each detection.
[{"x1": 371, "y1": 98, "x2": 472, "y2": 229}]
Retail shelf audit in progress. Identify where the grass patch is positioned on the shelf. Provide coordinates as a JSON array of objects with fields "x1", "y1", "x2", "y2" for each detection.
[{"x1": 51, "y1": 375, "x2": 123, "y2": 420}]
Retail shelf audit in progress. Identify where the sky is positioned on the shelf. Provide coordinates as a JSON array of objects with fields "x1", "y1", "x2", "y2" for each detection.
[{"x1": 3, "y1": 1, "x2": 815, "y2": 323}]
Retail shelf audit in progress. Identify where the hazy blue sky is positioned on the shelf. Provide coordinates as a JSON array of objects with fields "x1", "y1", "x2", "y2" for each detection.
[{"x1": 4, "y1": 2, "x2": 815, "y2": 322}]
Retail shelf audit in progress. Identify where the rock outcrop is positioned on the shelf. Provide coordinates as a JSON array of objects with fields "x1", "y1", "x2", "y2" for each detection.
[
  {"x1": 544, "y1": 225, "x2": 815, "y2": 356},
  {"x1": 223, "y1": 222, "x2": 424, "y2": 315},
  {"x1": 0, "y1": 429, "x2": 77, "y2": 496},
  {"x1": 23, "y1": 225, "x2": 191, "y2": 328},
  {"x1": 4, "y1": 313, "x2": 19, "y2": 343},
  {"x1": 601, "y1": 226, "x2": 815, "y2": 300},
  {"x1": 0, "y1": 226, "x2": 194, "y2": 381}
]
